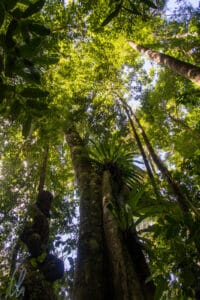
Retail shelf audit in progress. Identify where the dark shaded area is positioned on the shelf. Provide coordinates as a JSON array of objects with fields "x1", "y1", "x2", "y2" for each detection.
[{"x1": 20, "y1": 191, "x2": 64, "y2": 299}]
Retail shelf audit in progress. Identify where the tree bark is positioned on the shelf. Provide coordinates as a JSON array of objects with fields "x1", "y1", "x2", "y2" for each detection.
[
  {"x1": 102, "y1": 170, "x2": 145, "y2": 300},
  {"x1": 65, "y1": 126, "x2": 105, "y2": 300},
  {"x1": 128, "y1": 41, "x2": 200, "y2": 87}
]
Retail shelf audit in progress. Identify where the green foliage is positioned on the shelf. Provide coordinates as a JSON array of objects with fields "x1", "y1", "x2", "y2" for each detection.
[{"x1": 88, "y1": 135, "x2": 143, "y2": 187}]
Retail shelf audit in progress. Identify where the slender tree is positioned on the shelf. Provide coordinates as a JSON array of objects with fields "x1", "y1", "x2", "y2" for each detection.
[
  {"x1": 128, "y1": 41, "x2": 200, "y2": 87},
  {"x1": 118, "y1": 96, "x2": 160, "y2": 201}
]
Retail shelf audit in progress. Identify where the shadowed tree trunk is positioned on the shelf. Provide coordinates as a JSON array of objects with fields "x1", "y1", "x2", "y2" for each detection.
[
  {"x1": 65, "y1": 125, "x2": 155, "y2": 300},
  {"x1": 128, "y1": 41, "x2": 200, "y2": 87},
  {"x1": 102, "y1": 170, "x2": 155, "y2": 300},
  {"x1": 102, "y1": 170, "x2": 144, "y2": 300}
]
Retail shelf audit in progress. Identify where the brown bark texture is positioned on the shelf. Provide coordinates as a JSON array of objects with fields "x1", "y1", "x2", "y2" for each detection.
[
  {"x1": 65, "y1": 126, "x2": 104, "y2": 300},
  {"x1": 128, "y1": 41, "x2": 200, "y2": 86},
  {"x1": 102, "y1": 170, "x2": 155, "y2": 300},
  {"x1": 102, "y1": 170, "x2": 145, "y2": 300},
  {"x1": 65, "y1": 126, "x2": 155, "y2": 299}
]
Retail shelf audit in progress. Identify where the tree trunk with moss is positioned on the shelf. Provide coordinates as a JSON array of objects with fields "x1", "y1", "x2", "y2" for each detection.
[
  {"x1": 128, "y1": 41, "x2": 200, "y2": 87},
  {"x1": 65, "y1": 126, "x2": 105, "y2": 300}
]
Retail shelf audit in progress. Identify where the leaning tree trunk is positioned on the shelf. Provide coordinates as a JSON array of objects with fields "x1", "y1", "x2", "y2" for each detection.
[
  {"x1": 131, "y1": 112, "x2": 200, "y2": 254},
  {"x1": 132, "y1": 112, "x2": 189, "y2": 212},
  {"x1": 119, "y1": 97, "x2": 160, "y2": 201},
  {"x1": 128, "y1": 41, "x2": 200, "y2": 87},
  {"x1": 65, "y1": 126, "x2": 105, "y2": 300}
]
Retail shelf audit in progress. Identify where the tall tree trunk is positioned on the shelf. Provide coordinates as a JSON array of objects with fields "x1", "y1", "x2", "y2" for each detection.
[
  {"x1": 102, "y1": 170, "x2": 145, "y2": 300},
  {"x1": 65, "y1": 126, "x2": 105, "y2": 300},
  {"x1": 128, "y1": 41, "x2": 200, "y2": 87}
]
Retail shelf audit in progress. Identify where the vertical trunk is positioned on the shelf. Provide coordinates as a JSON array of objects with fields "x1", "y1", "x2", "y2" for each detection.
[
  {"x1": 102, "y1": 170, "x2": 145, "y2": 300},
  {"x1": 124, "y1": 228, "x2": 155, "y2": 300},
  {"x1": 128, "y1": 41, "x2": 200, "y2": 86},
  {"x1": 65, "y1": 126, "x2": 104, "y2": 300}
]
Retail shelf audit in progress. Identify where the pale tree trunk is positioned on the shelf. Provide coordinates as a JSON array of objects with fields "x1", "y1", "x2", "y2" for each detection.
[
  {"x1": 128, "y1": 41, "x2": 200, "y2": 87},
  {"x1": 65, "y1": 126, "x2": 105, "y2": 300}
]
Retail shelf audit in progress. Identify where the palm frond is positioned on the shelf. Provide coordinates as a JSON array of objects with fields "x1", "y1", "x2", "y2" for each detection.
[{"x1": 88, "y1": 136, "x2": 144, "y2": 188}]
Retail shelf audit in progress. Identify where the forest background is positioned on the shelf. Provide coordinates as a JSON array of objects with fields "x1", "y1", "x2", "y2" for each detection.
[{"x1": 0, "y1": 0, "x2": 200, "y2": 299}]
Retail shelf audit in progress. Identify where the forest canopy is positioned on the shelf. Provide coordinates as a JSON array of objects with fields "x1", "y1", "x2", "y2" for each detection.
[{"x1": 0, "y1": 0, "x2": 200, "y2": 299}]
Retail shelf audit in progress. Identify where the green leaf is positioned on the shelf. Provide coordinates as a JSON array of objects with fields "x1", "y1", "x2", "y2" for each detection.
[
  {"x1": 101, "y1": 4, "x2": 122, "y2": 27},
  {"x1": 0, "y1": 3, "x2": 5, "y2": 29},
  {"x1": 37, "y1": 252, "x2": 47, "y2": 263},
  {"x1": 22, "y1": 0, "x2": 45, "y2": 18},
  {"x1": 28, "y1": 23, "x2": 50, "y2": 36},
  {"x1": 20, "y1": 87, "x2": 49, "y2": 98},
  {"x1": 30, "y1": 257, "x2": 37, "y2": 267}
]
